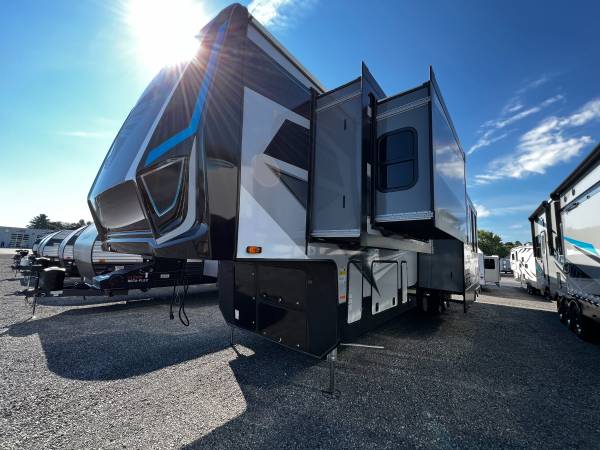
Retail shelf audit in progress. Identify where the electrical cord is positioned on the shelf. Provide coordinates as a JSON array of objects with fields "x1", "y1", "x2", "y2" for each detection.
[
  {"x1": 168, "y1": 263, "x2": 190, "y2": 326},
  {"x1": 178, "y1": 282, "x2": 190, "y2": 327},
  {"x1": 169, "y1": 282, "x2": 176, "y2": 321}
]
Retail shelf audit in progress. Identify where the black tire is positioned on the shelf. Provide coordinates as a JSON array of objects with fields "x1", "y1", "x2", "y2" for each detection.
[
  {"x1": 558, "y1": 298, "x2": 569, "y2": 325},
  {"x1": 527, "y1": 285, "x2": 533, "y2": 295},
  {"x1": 569, "y1": 301, "x2": 590, "y2": 340},
  {"x1": 421, "y1": 294, "x2": 443, "y2": 315}
]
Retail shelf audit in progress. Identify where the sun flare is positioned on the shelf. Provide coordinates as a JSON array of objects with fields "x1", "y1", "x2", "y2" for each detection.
[{"x1": 125, "y1": 0, "x2": 209, "y2": 75}]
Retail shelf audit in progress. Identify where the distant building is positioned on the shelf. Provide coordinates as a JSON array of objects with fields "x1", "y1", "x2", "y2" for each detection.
[{"x1": 0, "y1": 226, "x2": 54, "y2": 249}]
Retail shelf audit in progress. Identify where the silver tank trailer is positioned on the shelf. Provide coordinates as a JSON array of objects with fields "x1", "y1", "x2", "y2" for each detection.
[{"x1": 73, "y1": 224, "x2": 145, "y2": 284}]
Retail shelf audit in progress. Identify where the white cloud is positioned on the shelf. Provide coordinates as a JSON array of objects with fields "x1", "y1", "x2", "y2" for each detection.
[
  {"x1": 510, "y1": 223, "x2": 525, "y2": 229},
  {"x1": 468, "y1": 94, "x2": 564, "y2": 155},
  {"x1": 474, "y1": 203, "x2": 491, "y2": 218},
  {"x1": 248, "y1": 0, "x2": 315, "y2": 28},
  {"x1": 468, "y1": 72, "x2": 562, "y2": 156},
  {"x1": 474, "y1": 203, "x2": 537, "y2": 218},
  {"x1": 475, "y1": 98, "x2": 600, "y2": 184},
  {"x1": 503, "y1": 101, "x2": 524, "y2": 114},
  {"x1": 541, "y1": 94, "x2": 563, "y2": 107},
  {"x1": 516, "y1": 74, "x2": 550, "y2": 94},
  {"x1": 468, "y1": 131, "x2": 508, "y2": 154},
  {"x1": 58, "y1": 131, "x2": 113, "y2": 139}
]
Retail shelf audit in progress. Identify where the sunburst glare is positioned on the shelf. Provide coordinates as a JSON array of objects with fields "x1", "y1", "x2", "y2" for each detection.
[{"x1": 124, "y1": 0, "x2": 209, "y2": 75}]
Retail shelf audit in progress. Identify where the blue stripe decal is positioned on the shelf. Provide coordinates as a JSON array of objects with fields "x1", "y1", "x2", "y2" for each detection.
[
  {"x1": 144, "y1": 21, "x2": 228, "y2": 167},
  {"x1": 564, "y1": 236, "x2": 599, "y2": 255}
]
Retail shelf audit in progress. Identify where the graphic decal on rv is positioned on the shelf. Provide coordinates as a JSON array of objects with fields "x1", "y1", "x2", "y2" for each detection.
[
  {"x1": 564, "y1": 236, "x2": 599, "y2": 256},
  {"x1": 144, "y1": 21, "x2": 229, "y2": 167},
  {"x1": 237, "y1": 87, "x2": 311, "y2": 258}
]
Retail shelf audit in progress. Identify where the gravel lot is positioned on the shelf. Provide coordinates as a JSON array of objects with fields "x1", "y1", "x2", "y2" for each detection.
[{"x1": 1, "y1": 254, "x2": 600, "y2": 449}]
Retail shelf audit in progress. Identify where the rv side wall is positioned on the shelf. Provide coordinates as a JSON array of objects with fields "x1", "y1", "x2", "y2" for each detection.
[{"x1": 431, "y1": 88, "x2": 467, "y2": 242}]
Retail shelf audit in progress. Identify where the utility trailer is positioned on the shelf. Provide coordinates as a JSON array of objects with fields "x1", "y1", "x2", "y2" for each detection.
[
  {"x1": 87, "y1": 3, "x2": 475, "y2": 360},
  {"x1": 482, "y1": 255, "x2": 500, "y2": 286},
  {"x1": 547, "y1": 143, "x2": 600, "y2": 338},
  {"x1": 499, "y1": 257, "x2": 512, "y2": 274}
]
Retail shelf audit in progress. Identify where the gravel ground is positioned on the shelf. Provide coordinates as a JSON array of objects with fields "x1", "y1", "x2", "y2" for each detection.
[{"x1": 1, "y1": 255, "x2": 600, "y2": 449}]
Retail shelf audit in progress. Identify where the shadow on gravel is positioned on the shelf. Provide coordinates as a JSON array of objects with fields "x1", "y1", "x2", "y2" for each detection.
[
  {"x1": 185, "y1": 302, "x2": 600, "y2": 449},
  {"x1": 7, "y1": 291, "x2": 233, "y2": 381}
]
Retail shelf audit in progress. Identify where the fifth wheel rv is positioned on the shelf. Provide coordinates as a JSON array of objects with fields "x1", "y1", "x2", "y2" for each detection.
[
  {"x1": 87, "y1": 3, "x2": 476, "y2": 358},
  {"x1": 549, "y1": 143, "x2": 600, "y2": 338}
]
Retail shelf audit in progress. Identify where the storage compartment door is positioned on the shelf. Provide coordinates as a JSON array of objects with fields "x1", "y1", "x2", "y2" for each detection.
[
  {"x1": 347, "y1": 261, "x2": 364, "y2": 324},
  {"x1": 371, "y1": 261, "x2": 398, "y2": 315},
  {"x1": 400, "y1": 261, "x2": 408, "y2": 303},
  {"x1": 311, "y1": 81, "x2": 362, "y2": 239}
]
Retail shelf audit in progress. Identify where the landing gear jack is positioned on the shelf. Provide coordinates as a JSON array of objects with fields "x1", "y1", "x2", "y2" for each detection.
[{"x1": 322, "y1": 347, "x2": 340, "y2": 399}]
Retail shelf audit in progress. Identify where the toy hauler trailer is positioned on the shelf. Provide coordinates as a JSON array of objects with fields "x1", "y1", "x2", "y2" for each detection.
[
  {"x1": 547, "y1": 143, "x2": 600, "y2": 338},
  {"x1": 87, "y1": 3, "x2": 475, "y2": 358}
]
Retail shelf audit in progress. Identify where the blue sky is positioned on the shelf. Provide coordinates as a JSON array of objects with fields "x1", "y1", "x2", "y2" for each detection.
[{"x1": 0, "y1": 0, "x2": 598, "y2": 243}]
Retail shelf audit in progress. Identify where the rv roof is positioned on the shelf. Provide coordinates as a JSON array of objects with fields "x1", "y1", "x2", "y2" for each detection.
[
  {"x1": 248, "y1": 14, "x2": 326, "y2": 94},
  {"x1": 550, "y1": 141, "x2": 600, "y2": 199},
  {"x1": 528, "y1": 200, "x2": 549, "y2": 221}
]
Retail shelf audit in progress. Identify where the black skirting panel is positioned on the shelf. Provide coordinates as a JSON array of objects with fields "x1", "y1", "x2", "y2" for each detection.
[{"x1": 219, "y1": 260, "x2": 338, "y2": 358}]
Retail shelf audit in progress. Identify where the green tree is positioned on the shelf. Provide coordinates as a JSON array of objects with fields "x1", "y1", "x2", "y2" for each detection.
[
  {"x1": 28, "y1": 214, "x2": 53, "y2": 229},
  {"x1": 478, "y1": 229, "x2": 509, "y2": 257},
  {"x1": 28, "y1": 215, "x2": 89, "y2": 230}
]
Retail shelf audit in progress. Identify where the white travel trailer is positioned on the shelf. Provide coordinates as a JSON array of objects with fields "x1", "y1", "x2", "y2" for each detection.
[
  {"x1": 482, "y1": 255, "x2": 500, "y2": 286},
  {"x1": 510, "y1": 244, "x2": 538, "y2": 293},
  {"x1": 87, "y1": 4, "x2": 477, "y2": 358},
  {"x1": 477, "y1": 250, "x2": 485, "y2": 286},
  {"x1": 547, "y1": 143, "x2": 600, "y2": 338}
]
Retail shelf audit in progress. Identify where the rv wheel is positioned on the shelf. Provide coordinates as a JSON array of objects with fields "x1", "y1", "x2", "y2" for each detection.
[
  {"x1": 570, "y1": 301, "x2": 590, "y2": 340},
  {"x1": 558, "y1": 299, "x2": 568, "y2": 325},
  {"x1": 527, "y1": 285, "x2": 533, "y2": 295}
]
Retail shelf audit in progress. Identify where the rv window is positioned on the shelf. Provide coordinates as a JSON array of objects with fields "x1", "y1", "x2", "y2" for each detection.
[
  {"x1": 377, "y1": 129, "x2": 417, "y2": 191},
  {"x1": 484, "y1": 258, "x2": 495, "y2": 270},
  {"x1": 511, "y1": 253, "x2": 515, "y2": 260}
]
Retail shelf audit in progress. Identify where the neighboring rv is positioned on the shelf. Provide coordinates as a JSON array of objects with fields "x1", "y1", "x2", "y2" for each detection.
[
  {"x1": 499, "y1": 257, "x2": 512, "y2": 274},
  {"x1": 477, "y1": 250, "x2": 485, "y2": 287},
  {"x1": 87, "y1": 4, "x2": 477, "y2": 357},
  {"x1": 510, "y1": 245, "x2": 538, "y2": 293},
  {"x1": 543, "y1": 143, "x2": 600, "y2": 338},
  {"x1": 529, "y1": 202, "x2": 563, "y2": 298},
  {"x1": 482, "y1": 255, "x2": 500, "y2": 286},
  {"x1": 21, "y1": 223, "x2": 218, "y2": 298}
]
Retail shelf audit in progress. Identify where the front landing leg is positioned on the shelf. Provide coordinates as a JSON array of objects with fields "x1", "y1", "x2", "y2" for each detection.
[{"x1": 322, "y1": 347, "x2": 340, "y2": 398}]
